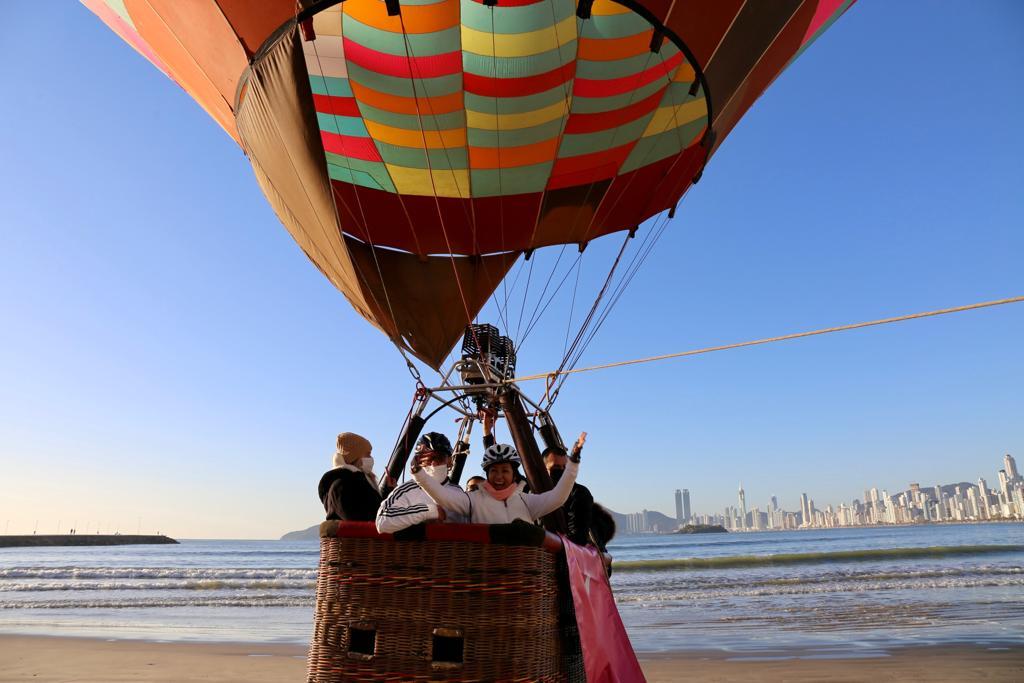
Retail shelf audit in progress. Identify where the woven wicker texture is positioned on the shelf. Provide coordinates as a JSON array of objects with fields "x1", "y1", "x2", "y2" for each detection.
[
  {"x1": 308, "y1": 533, "x2": 570, "y2": 682},
  {"x1": 555, "y1": 555, "x2": 586, "y2": 682}
]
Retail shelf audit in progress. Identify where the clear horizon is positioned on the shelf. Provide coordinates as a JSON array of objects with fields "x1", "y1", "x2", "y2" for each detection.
[{"x1": 1, "y1": 2, "x2": 1022, "y2": 539}]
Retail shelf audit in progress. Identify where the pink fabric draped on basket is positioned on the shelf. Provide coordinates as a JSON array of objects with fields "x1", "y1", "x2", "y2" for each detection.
[{"x1": 563, "y1": 538, "x2": 646, "y2": 682}]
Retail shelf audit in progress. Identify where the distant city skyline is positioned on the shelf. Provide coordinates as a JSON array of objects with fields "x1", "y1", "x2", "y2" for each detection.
[{"x1": 619, "y1": 454, "x2": 1024, "y2": 534}]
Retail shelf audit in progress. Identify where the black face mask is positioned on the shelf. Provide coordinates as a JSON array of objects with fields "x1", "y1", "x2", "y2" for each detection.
[{"x1": 550, "y1": 467, "x2": 565, "y2": 483}]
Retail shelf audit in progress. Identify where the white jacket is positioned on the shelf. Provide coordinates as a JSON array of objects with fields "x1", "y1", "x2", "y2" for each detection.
[
  {"x1": 412, "y1": 460, "x2": 578, "y2": 525},
  {"x1": 375, "y1": 479, "x2": 467, "y2": 534}
]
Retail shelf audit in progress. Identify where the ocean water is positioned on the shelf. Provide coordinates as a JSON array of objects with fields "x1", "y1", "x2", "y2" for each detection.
[{"x1": 1, "y1": 523, "x2": 1021, "y2": 654}]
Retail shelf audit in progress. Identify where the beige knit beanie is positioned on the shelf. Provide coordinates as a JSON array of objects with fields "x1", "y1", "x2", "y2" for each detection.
[{"x1": 334, "y1": 432, "x2": 372, "y2": 468}]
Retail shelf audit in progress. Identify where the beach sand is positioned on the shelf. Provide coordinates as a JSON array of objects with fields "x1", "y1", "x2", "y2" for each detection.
[{"x1": 1, "y1": 635, "x2": 1021, "y2": 682}]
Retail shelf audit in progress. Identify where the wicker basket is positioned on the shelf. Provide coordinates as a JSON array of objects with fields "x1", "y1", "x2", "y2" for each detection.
[{"x1": 308, "y1": 522, "x2": 580, "y2": 682}]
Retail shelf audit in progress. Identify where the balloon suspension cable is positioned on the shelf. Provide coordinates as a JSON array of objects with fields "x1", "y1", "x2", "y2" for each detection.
[
  {"x1": 544, "y1": 204, "x2": 680, "y2": 407},
  {"x1": 510, "y1": 294, "x2": 1024, "y2": 384},
  {"x1": 544, "y1": 231, "x2": 634, "y2": 406},
  {"x1": 554, "y1": 211, "x2": 673, "y2": 384},
  {"x1": 518, "y1": 248, "x2": 581, "y2": 351}
]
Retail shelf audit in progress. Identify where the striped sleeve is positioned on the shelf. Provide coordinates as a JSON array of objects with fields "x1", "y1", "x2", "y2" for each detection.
[{"x1": 375, "y1": 482, "x2": 439, "y2": 533}]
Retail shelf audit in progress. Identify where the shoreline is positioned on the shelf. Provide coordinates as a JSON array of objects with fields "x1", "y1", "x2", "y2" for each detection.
[
  {"x1": 1, "y1": 635, "x2": 1021, "y2": 682},
  {"x1": 0, "y1": 534, "x2": 177, "y2": 548}
]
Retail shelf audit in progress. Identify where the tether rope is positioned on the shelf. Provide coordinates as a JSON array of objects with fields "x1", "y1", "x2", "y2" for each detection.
[{"x1": 511, "y1": 295, "x2": 1024, "y2": 384}]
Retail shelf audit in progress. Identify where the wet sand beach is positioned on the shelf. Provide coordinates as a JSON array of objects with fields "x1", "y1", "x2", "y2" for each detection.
[{"x1": 1, "y1": 636, "x2": 1021, "y2": 682}]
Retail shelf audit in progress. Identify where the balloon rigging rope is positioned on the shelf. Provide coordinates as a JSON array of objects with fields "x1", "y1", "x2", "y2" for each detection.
[
  {"x1": 520, "y1": 249, "x2": 583, "y2": 348},
  {"x1": 551, "y1": 174, "x2": 703, "y2": 404},
  {"x1": 517, "y1": 244, "x2": 569, "y2": 346},
  {"x1": 564, "y1": 254, "x2": 583, "y2": 357},
  {"x1": 549, "y1": 232, "x2": 634, "y2": 386},
  {"x1": 545, "y1": 212, "x2": 670, "y2": 406},
  {"x1": 511, "y1": 295, "x2": 1024, "y2": 384},
  {"x1": 515, "y1": 254, "x2": 537, "y2": 341},
  {"x1": 568, "y1": 208, "x2": 676, "y2": 366}
]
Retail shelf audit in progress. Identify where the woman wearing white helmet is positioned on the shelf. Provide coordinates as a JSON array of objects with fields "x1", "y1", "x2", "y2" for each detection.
[{"x1": 412, "y1": 434, "x2": 584, "y2": 525}]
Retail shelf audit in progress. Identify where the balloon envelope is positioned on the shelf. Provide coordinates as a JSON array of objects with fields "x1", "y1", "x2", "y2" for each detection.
[{"x1": 83, "y1": 0, "x2": 854, "y2": 368}]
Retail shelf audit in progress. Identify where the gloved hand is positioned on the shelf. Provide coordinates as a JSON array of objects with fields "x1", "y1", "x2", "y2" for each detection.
[{"x1": 569, "y1": 432, "x2": 587, "y2": 463}]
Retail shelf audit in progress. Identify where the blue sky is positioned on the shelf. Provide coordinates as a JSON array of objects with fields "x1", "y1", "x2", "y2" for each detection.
[{"x1": 1, "y1": 2, "x2": 1021, "y2": 538}]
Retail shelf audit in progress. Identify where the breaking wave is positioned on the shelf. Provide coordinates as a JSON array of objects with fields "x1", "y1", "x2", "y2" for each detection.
[
  {"x1": 0, "y1": 595, "x2": 314, "y2": 609},
  {"x1": 613, "y1": 544, "x2": 1024, "y2": 572},
  {"x1": 0, "y1": 567, "x2": 317, "y2": 608},
  {"x1": 0, "y1": 579, "x2": 315, "y2": 592},
  {"x1": 0, "y1": 567, "x2": 314, "y2": 581}
]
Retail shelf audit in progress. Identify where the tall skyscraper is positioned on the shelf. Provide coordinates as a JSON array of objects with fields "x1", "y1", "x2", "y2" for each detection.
[
  {"x1": 675, "y1": 489, "x2": 683, "y2": 523},
  {"x1": 738, "y1": 484, "x2": 747, "y2": 530},
  {"x1": 799, "y1": 493, "x2": 810, "y2": 526},
  {"x1": 909, "y1": 483, "x2": 921, "y2": 507},
  {"x1": 974, "y1": 479, "x2": 989, "y2": 518},
  {"x1": 682, "y1": 489, "x2": 691, "y2": 523},
  {"x1": 1005, "y1": 454, "x2": 1020, "y2": 481}
]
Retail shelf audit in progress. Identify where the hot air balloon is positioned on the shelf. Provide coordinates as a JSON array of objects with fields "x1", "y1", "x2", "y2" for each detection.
[{"x1": 83, "y1": 1, "x2": 855, "y2": 680}]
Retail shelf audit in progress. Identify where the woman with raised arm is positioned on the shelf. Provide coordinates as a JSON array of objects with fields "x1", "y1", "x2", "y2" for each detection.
[{"x1": 412, "y1": 433, "x2": 586, "y2": 525}]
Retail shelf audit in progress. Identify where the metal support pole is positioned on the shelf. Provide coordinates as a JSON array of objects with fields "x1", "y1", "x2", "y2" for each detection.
[
  {"x1": 379, "y1": 394, "x2": 429, "y2": 498},
  {"x1": 499, "y1": 388, "x2": 567, "y2": 534},
  {"x1": 449, "y1": 418, "x2": 474, "y2": 485}
]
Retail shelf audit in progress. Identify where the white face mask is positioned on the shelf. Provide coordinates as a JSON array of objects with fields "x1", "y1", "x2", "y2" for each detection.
[
  {"x1": 422, "y1": 464, "x2": 448, "y2": 482},
  {"x1": 356, "y1": 456, "x2": 374, "y2": 474}
]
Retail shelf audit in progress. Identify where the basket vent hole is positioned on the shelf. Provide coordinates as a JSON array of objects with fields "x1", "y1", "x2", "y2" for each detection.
[
  {"x1": 348, "y1": 626, "x2": 376, "y2": 659},
  {"x1": 431, "y1": 629, "x2": 464, "y2": 667}
]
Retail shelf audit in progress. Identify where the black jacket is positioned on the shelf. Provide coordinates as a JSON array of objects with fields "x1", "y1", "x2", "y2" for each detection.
[{"x1": 317, "y1": 467, "x2": 382, "y2": 522}]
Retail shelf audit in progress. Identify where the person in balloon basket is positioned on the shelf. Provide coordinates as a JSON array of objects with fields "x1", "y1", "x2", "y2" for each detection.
[
  {"x1": 543, "y1": 443, "x2": 594, "y2": 546},
  {"x1": 317, "y1": 432, "x2": 382, "y2": 522},
  {"x1": 375, "y1": 432, "x2": 467, "y2": 533},
  {"x1": 412, "y1": 435, "x2": 583, "y2": 525},
  {"x1": 481, "y1": 407, "x2": 594, "y2": 543}
]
